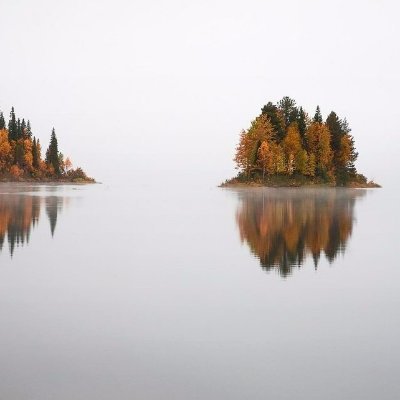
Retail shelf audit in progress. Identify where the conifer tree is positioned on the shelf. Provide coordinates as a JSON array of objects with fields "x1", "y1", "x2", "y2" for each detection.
[
  {"x1": 16, "y1": 118, "x2": 22, "y2": 140},
  {"x1": 26, "y1": 120, "x2": 32, "y2": 138},
  {"x1": 46, "y1": 128, "x2": 60, "y2": 174},
  {"x1": 313, "y1": 106, "x2": 322, "y2": 123},
  {"x1": 326, "y1": 111, "x2": 342, "y2": 154},
  {"x1": 297, "y1": 107, "x2": 307, "y2": 148},
  {"x1": 21, "y1": 119, "x2": 26, "y2": 138},
  {"x1": 32, "y1": 137, "x2": 39, "y2": 169},
  {"x1": 261, "y1": 102, "x2": 285, "y2": 141},
  {"x1": 278, "y1": 96, "x2": 297, "y2": 129},
  {"x1": 0, "y1": 112, "x2": 5, "y2": 130},
  {"x1": 8, "y1": 107, "x2": 17, "y2": 141}
]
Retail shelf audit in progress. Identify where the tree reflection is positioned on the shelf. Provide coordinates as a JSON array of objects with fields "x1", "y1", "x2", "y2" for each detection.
[
  {"x1": 0, "y1": 194, "x2": 65, "y2": 256},
  {"x1": 235, "y1": 188, "x2": 366, "y2": 277}
]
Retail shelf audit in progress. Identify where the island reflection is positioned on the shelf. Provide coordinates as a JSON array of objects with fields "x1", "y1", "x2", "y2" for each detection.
[
  {"x1": 0, "y1": 194, "x2": 65, "y2": 256},
  {"x1": 235, "y1": 188, "x2": 366, "y2": 277}
]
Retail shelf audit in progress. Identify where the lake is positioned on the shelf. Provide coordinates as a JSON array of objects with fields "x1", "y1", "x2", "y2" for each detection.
[{"x1": 0, "y1": 182, "x2": 398, "y2": 399}]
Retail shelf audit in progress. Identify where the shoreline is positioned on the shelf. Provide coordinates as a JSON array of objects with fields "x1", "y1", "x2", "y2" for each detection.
[
  {"x1": 219, "y1": 179, "x2": 381, "y2": 189},
  {"x1": 0, "y1": 178, "x2": 96, "y2": 184}
]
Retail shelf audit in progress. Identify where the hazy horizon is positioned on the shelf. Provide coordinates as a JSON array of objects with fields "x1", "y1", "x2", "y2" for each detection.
[{"x1": 1, "y1": 0, "x2": 399, "y2": 186}]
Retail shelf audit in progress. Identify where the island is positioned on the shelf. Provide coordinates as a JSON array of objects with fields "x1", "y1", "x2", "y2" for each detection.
[
  {"x1": 0, "y1": 107, "x2": 94, "y2": 182},
  {"x1": 222, "y1": 97, "x2": 379, "y2": 188}
]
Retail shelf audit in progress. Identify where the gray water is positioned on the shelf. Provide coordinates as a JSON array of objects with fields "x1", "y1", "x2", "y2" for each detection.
[{"x1": 0, "y1": 183, "x2": 398, "y2": 400}]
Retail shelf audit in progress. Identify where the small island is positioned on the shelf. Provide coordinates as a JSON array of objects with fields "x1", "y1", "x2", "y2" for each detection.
[
  {"x1": 222, "y1": 97, "x2": 379, "y2": 188},
  {"x1": 0, "y1": 107, "x2": 94, "y2": 182}
]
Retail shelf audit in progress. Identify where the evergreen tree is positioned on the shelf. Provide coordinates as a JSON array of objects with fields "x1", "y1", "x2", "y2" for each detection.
[
  {"x1": 21, "y1": 118, "x2": 26, "y2": 138},
  {"x1": 0, "y1": 112, "x2": 5, "y2": 130},
  {"x1": 16, "y1": 118, "x2": 22, "y2": 140},
  {"x1": 14, "y1": 142, "x2": 24, "y2": 166},
  {"x1": 32, "y1": 137, "x2": 39, "y2": 169},
  {"x1": 297, "y1": 107, "x2": 307, "y2": 148},
  {"x1": 26, "y1": 120, "x2": 32, "y2": 138},
  {"x1": 46, "y1": 128, "x2": 60, "y2": 174},
  {"x1": 278, "y1": 96, "x2": 297, "y2": 129},
  {"x1": 8, "y1": 107, "x2": 17, "y2": 141},
  {"x1": 261, "y1": 102, "x2": 285, "y2": 141},
  {"x1": 313, "y1": 106, "x2": 323, "y2": 123},
  {"x1": 325, "y1": 111, "x2": 342, "y2": 154}
]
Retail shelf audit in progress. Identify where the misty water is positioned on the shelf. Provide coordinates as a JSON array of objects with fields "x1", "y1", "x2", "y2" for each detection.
[{"x1": 0, "y1": 183, "x2": 399, "y2": 400}]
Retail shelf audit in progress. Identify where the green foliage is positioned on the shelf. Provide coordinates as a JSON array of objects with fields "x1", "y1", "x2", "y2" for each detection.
[
  {"x1": 32, "y1": 137, "x2": 39, "y2": 168},
  {"x1": 46, "y1": 128, "x2": 60, "y2": 175},
  {"x1": 313, "y1": 106, "x2": 323, "y2": 123},
  {"x1": 261, "y1": 102, "x2": 285, "y2": 141},
  {"x1": 0, "y1": 112, "x2": 5, "y2": 130},
  {"x1": 278, "y1": 96, "x2": 298, "y2": 129},
  {"x1": 297, "y1": 107, "x2": 307, "y2": 148},
  {"x1": 8, "y1": 107, "x2": 17, "y2": 141}
]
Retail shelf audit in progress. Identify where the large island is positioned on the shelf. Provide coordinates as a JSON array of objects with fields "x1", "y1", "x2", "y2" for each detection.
[
  {"x1": 0, "y1": 107, "x2": 94, "y2": 182},
  {"x1": 222, "y1": 97, "x2": 379, "y2": 188}
]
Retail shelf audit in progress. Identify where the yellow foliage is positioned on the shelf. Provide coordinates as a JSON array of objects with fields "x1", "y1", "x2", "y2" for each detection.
[
  {"x1": 0, "y1": 129, "x2": 12, "y2": 171},
  {"x1": 10, "y1": 165, "x2": 23, "y2": 178}
]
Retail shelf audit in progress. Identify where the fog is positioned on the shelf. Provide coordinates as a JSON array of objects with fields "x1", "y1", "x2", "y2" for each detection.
[{"x1": 0, "y1": 0, "x2": 398, "y2": 186}]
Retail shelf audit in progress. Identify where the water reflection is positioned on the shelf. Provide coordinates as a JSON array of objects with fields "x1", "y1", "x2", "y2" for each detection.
[
  {"x1": 0, "y1": 194, "x2": 65, "y2": 256},
  {"x1": 234, "y1": 188, "x2": 366, "y2": 277}
]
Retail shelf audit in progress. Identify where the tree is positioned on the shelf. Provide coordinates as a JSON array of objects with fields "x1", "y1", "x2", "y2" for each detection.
[
  {"x1": 23, "y1": 138, "x2": 33, "y2": 170},
  {"x1": 297, "y1": 107, "x2": 307, "y2": 148},
  {"x1": 65, "y1": 157, "x2": 72, "y2": 172},
  {"x1": 283, "y1": 123, "x2": 302, "y2": 174},
  {"x1": 295, "y1": 149, "x2": 308, "y2": 175},
  {"x1": 261, "y1": 102, "x2": 285, "y2": 141},
  {"x1": 326, "y1": 111, "x2": 342, "y2": 155},
  {"x1": 8, "y1": 107, "x2": 17, "y2": 142},
  {"x1": 32, "y1": 137, "x2": 39, "y2": 169},
  {"x1": 305, "y1": 122, "x2": 333, "y2": 179},
  {"x1": 278, "y1": 96, "x2": 298, "y2": 129},
  {"x1": 26, "y1": 120, "x2": 32, "y2": 138},
  {"x1": 0, "y1": 112, "x2": 5, "y2": 130},
  {"x1": 234, "y1": 115, "x2": 275, "y2": 176},
  {"x1": 46, "y1": 128, "x2": 60, "y2": 175},
  {"x1": 313, "y1": 106, "x2": 323, "y2": 123},
  {"x1": 0, "y1": 129, "x2": 12, "y2": 171},
  {"x1": 16, "y1": 118, "x2": 22, "y2": 140}
]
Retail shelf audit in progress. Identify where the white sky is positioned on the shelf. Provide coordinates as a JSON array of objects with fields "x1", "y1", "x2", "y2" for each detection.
[{"x1": 0, "y1": 0, "x2": 398, "y2": 185}]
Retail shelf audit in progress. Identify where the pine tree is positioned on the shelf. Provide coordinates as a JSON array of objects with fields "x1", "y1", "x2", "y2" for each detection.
[
  {"x1": 32, "y1": 137, "x2": 39, "y2": 169},
  {"x1": 16, "y1": 118, "x2": 22, "y2": 140},
  {"x1": 21, "y1": 119, "x2": 26, "y2": 138},
  {"x1": 278, "y1": 96, "x2": 297, "y2": 129},
  {"x1": 0, "y1": 112, "x2": 5, "y2": 130},
  {"x1": 326, "y1": 111, "x2": 342, "y2": 154},
  {"x1": 261, "y1": 102, "x2": 285, "y2": 141},
  {"x1": 26, "y1": 120, "x2": 32, "y2": 138},
  {"x1": 46, "y1": 128, "x2": 60, "y2": 174},
  {"x1": 297, "y1": 107, "x2": 307, "y2": 148},
  {"x1": 8, "y1": 107, "x2": 17, "y2": 141},
  {"x1": 313, "y1": 106, "x2": 322, "y2": 123}
]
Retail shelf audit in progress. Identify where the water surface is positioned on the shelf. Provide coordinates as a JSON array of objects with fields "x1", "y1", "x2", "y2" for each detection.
[{"x1": 0, "y1": 183, "x2": 398, "y2": 400}]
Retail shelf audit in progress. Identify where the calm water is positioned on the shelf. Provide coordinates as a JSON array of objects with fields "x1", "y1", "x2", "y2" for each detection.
[{"x1": 0, "y1": 183, "x2": 399, "y2": 399}]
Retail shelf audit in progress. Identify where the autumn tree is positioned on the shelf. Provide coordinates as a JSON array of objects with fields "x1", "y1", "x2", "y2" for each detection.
[
  {"x1": 0, "y1": 129, "x2": 11, "y2": 171},
  {"x1": 283, "y1": 123, "x2": 302, "y2": 174},
  {"x1": 234, "y1": 114, "x2": 275, "y2": 176}
]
